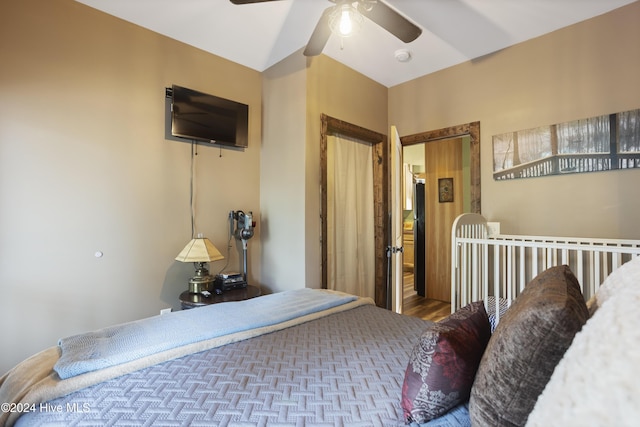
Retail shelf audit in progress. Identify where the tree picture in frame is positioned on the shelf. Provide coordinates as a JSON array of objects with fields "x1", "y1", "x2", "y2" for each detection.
[{"x1": 492, "y1": 108, "x2": 640, "y2": 180}]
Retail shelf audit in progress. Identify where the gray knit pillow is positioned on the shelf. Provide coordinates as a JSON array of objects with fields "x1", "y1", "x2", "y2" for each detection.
[{"x1": 469, "y1": 265, "x2": 589, "y2": 427}]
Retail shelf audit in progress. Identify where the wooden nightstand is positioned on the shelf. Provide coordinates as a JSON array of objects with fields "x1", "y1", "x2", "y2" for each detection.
[{"x1": 179, "y1": 285, "x2": 261, "y2": 310}]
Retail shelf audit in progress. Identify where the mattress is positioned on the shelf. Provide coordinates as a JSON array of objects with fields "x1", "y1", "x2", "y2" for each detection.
[{"x1": 14, "y1": 304, "x2": 432, "y2": 426}]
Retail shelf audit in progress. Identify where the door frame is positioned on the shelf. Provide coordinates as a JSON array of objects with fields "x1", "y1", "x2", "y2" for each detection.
[
  {"x1": 320, "y1": 114, "x2": 389, "y2": 307},
  {"x1": 399, "y1": 121, "x2": 481, "y2": 307},
  {"x1": 400, "y1": 122, "x2": 481, "y2": 214}
]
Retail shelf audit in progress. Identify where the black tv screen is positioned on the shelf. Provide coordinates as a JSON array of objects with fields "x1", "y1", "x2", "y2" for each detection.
[{"x1": 170, "y1": 85, "x2": 248, "y2": 147}]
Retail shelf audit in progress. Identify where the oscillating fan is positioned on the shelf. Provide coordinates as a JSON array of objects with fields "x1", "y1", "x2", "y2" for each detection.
[{"x1": 229, "y1": 0, "x2": 422, "y2": 56}]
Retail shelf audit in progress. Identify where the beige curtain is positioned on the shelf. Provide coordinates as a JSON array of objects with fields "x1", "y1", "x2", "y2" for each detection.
[{"x1": 327, "y1": 134, "x2": 375, "y2": 299}]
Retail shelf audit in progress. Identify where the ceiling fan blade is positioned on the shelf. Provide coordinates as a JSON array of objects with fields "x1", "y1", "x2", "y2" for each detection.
[
  {"x1": 303, "y1": 7, "x2": 334, "y2": 57},
  {"x1": 360, "y1": 0, "x2": 422, "y2": 43},
  {"x1": 229, "y1": 0, "x2": 282, "y2": 4}
]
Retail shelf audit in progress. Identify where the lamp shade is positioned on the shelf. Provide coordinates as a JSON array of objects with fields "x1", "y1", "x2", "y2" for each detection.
[{"x1": 175, "y1": 237, "x2": 224, "y2": 263}]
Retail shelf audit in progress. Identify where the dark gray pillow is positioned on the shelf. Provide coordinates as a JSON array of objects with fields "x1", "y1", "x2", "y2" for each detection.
[{"x1": 469, "y1": 265, "x2": 589, "y2": 427}]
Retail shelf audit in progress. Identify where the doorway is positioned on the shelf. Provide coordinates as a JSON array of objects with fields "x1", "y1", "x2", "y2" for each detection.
[
  {"x1": 320, "y1": 114, "x2": 389, "y2": 307},
  {"x1": 400, "y1": 122, "x2": 481, "y2": 307},
  {"x1": 326, "y1": 134, "x2": 375, "y2": 299}
]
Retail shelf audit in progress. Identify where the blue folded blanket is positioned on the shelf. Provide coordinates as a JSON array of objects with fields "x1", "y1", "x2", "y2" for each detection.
[
  {"x1": 411, "y1": 403, "x2": 470, "y2": 427},
  {"x1": 55, "y1": 288, "x2": 356, "y2": 379}
]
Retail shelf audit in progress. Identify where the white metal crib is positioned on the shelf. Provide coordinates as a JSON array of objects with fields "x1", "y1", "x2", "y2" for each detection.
[{"x1": 451, "y1": 213, "x2": 640, "y2": 314}]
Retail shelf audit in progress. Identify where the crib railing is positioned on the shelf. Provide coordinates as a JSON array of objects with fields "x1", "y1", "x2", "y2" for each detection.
[{"x1": 451, "y1": 213, "x2": 640, "y2": 314}]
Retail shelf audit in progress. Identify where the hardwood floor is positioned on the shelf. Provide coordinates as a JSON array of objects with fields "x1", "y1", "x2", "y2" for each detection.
[{"x1": 402, "y1": 272, "x2": 451, "y2": 322}]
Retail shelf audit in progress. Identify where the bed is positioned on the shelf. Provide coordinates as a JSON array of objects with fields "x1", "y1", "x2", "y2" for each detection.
[
  {"x1": 1, "y1": 289, "x2": 469, "y2": 427},
  {"x1": 3, "y1": 215, "x2": 639, "y2": 427}
]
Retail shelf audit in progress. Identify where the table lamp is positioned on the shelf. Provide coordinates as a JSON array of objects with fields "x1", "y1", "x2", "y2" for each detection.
[{"x1": 175, "y1": 234, "x2": 224, "y2": 293}]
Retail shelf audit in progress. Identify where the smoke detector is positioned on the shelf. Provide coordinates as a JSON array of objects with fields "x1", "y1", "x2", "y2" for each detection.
[{"x1": 394, "y1": 49, "x2": 412, "y2": 62}]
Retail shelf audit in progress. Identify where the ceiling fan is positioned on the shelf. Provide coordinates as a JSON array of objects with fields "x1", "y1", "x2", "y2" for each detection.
[{"x1": 230, "y1": 0, "x2": 422, "y2": 56}]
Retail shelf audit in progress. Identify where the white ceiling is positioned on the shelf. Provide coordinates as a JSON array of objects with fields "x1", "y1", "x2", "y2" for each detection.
[{"x1": 76, "y1": 0, "x2": 636, "y2": 88}]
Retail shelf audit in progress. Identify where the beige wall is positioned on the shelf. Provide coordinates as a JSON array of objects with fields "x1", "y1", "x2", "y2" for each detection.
[
  {"x1": 305, "y1": 55, "x2": 388, "y2": 288},
  {"x1": 390, "y1": 1, "x2": 640, "y2": 238},
  {"x1": 0, "y1": 0, "x2": 262, "y2": 374},
  {"x1": 260, "y1": 54, "x2": 388, "y2": 292},
  {"x1": 260, "y1": 51, "x2": 308, "y2": 292}
]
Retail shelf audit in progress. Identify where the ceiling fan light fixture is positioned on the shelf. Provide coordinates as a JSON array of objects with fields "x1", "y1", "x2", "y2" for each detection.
[{"x1": 329, "y1": 3, "x2": 364, "y2": 38}]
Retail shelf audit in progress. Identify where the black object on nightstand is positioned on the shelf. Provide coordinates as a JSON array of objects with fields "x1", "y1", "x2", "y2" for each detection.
[{"x1": 179, "y1": 285, "x2": 261, "y2": 310}]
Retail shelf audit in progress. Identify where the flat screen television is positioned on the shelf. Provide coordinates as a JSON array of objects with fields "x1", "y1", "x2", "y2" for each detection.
[{"x1": 168, "y1": 85, "x2": 248, "y2": 148}]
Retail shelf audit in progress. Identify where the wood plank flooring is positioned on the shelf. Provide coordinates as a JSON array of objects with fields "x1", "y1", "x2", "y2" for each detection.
[{"x1": 403, "y1": 272, "x2": 451, "y2": 322}]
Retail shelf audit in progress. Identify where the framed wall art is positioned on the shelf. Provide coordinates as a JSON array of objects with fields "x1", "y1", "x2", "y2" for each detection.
[
  {"x1": 492, "y1": 108, "x2": 640, "y2": 180},
  {"x1": 438, "y1": 177, "x2": 454, "y2": 203}
]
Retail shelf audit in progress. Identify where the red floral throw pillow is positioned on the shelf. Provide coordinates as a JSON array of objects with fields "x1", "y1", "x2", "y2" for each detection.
[{"x1": 401, "y1": 301, "x2": 491, "y2": 423}]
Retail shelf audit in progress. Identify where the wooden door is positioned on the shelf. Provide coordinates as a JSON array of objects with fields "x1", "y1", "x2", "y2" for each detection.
[
  {"x1": 390, "y1": 126, "x2": 404, "y2": 313},
  {"x1": 425, "y1": 137, "x2": 464, "y2": 302}
]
